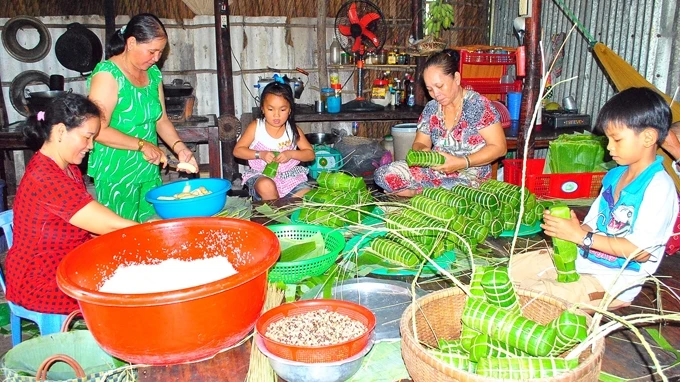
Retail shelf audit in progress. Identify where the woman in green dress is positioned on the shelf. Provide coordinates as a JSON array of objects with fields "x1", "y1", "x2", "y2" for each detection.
[{"x1": 88, "y1": 13, "x2": 199, "y2": 222}]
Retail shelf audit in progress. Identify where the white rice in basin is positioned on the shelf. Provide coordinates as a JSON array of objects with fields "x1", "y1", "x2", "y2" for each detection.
[{"x1": 99, "y1": 256, "x2": 238, "y2": 294}]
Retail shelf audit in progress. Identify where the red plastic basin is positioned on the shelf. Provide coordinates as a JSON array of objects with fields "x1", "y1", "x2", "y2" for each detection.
[{"x1": 56, "y1": 217, "x2": 280, "y2": 365}]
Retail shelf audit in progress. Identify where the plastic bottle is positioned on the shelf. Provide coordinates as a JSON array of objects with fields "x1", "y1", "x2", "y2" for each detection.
[
  {"x1": 407, "y1": 81, "x2": 416, "y2": 107},
  {"x1": 401, "y1": 75, "x2": 411, "y2": 105},
  {"x1": 352, "y1": 122, "x2": 359, "y2": 136},
  {"x1": 329, "y1": 69, "x2": 340, "y2": 87},
  {"x1": 330, "y1": 38, "x2": 342, "y2": 65}
]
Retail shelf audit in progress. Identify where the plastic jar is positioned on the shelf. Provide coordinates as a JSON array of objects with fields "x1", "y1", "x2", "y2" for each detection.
[
  {"x1": 378, "y1": 49, "x2": 388, "y2": 65},
  {"x1": 320, "y1": 88, "x2": 335, "y2": 110},
  {"x1": 365, "y1": 52, "x2": 377, "y2": 65},
  {"x1": 327, "y1": 95, "x2": 341, "y2": 113},
  {"x1": 371, "y1": 78, "x2": 390, "y2": 106},
  {"x1": 387, "y1": 51, "x2": 398, "y2": 65}
]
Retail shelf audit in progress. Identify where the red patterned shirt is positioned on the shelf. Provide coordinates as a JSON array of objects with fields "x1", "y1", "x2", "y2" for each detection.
[
  {"x1": 5, "y1": 151, "x2": 93, "y2": 314},
  {"x1": 417, "y1": 90, "x2": 501, "y2": 183}
]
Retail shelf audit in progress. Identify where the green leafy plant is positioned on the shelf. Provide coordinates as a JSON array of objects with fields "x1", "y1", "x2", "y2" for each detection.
[{"x1": 425, "y1": 0, "x2": 455, "y2": 39}]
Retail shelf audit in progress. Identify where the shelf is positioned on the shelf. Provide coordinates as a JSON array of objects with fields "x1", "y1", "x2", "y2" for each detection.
[{"x1": 329, "y1": 64, "x2": 416, "y2": 70}]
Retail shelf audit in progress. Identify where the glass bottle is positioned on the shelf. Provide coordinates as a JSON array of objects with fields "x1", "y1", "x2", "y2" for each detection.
[{"x1": 329, "y1": 38, "x2": 342, "y2": 65}]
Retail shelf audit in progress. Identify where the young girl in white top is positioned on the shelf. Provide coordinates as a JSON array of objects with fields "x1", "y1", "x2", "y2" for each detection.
[{"x1": 234, "y1": 81, "x2": 315, "y2": 200}]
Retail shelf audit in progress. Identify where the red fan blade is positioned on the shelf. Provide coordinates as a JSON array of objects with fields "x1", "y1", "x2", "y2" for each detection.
[
  {"x1": 338, "y1": 24, "x2": 352, "y2": 36},
  {"x1": 362, "y1": 29, "x2": 380, "y2": 48},
  {"x1": 359, "y1": 12, "x2": 380, "y2": 29},
  {"x1": 352, "y1": 37, "x2": 363, "y2": 52},
  {"x1": 347, "y1": 3, "x2": 359, "y2": 24}
]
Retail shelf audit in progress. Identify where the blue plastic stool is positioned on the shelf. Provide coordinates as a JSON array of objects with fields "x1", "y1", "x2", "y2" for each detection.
[{"x1": 0, "y1": 210, "x2": 67, "y2": 347}]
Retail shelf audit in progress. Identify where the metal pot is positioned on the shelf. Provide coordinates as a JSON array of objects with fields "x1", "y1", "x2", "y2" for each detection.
[
  {"x1": 305, "y1": 132, "x2": 340, "y2": 146},
  {"x1": 163, "y1": 79, "x2": 194, "y2": 97},
  {"x1": 26, "y1": 90, "x2": 70, "y2": 114},
  {"x1": 55, "y1": 23, "x2": 103, "y2": 75}
]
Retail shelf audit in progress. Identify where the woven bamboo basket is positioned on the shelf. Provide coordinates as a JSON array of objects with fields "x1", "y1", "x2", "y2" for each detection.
[
  {"x1": 416, "y1": 36, "x2": 447, "y2": 55},
  {"x1": 400, "y1": 287, "x2": 605, "y2": 382}
]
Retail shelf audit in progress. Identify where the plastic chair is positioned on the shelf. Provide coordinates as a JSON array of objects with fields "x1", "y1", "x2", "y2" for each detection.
[{"x1": 0, "y1": 210, "x2": 67, "y2": 347}]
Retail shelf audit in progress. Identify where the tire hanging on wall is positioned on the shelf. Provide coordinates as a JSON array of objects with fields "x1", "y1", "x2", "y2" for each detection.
[
  {"x1": 1, "y1": 16, "x2": 52, "y2": 63},
  {"x1": 9, "y1": 70, "x2": 50, "y2": 117}
]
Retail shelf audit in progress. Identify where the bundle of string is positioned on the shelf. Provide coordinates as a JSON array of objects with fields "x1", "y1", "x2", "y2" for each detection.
[{"x1": 246, "y1": 283, "x2": 285, "y2": 382}]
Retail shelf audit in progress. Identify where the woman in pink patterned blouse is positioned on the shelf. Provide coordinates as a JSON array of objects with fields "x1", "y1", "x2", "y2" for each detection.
[{"x1": 375, "y1": 49, "x2": 507, "y2": 196}]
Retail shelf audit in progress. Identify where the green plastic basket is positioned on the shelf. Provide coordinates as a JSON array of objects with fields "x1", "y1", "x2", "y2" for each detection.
[{"x1": 267, "y1": 224, "x2": 346, "y2": 284}]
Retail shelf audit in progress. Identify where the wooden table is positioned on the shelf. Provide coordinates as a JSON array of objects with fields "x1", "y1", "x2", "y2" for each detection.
[
  {"x1": 0, "y1": 122, "x2": 30, "y2": 209},
  {"x1": 173, "y1": 115, "x2": 222, "y2": 178},
  {"x1": 0, "y1": 115, "x2": 225, "y2": 208}
]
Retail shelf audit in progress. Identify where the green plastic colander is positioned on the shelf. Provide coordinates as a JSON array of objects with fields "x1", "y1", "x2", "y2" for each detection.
[{"x1": 267, "y1": 224, "x2": 346, "y2": 284}]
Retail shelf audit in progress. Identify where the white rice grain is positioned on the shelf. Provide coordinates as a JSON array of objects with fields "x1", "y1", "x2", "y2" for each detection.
[{"x1": 99, "y1": 256, "x2": 238, "y2": 294}]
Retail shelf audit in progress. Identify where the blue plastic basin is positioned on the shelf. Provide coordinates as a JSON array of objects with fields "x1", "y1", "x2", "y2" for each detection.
[{"x1": 145, "y1": 178, "x2": 231, "y2": 219}]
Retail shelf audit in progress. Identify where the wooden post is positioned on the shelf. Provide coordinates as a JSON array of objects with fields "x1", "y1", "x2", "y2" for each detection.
[
  {"x1": 317, "y1": 0, "x2": 329, "y2": 89},
  {"x1": 517, "y1": 0, "x2": 542, "y2": 159},
  {"x1": 103, "y1": 0, "x2": 117, "y2": 46},
  {"x1": 214, "y1": 0, "x2": 237, "y2": 180},
  {"x1": 317, "y1": 0, "x2": 329, "y2": 132},
  {"x1": 412, "y1": 0, "x2": 426, "y2": 105},
  {"x1": 214, "y1": 0, "x2": 235, "y2": 116}
]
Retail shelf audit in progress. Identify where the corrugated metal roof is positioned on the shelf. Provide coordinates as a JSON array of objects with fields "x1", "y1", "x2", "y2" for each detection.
[{"x1": 489, "y1": 0, "x2": 675, "y2": 124}]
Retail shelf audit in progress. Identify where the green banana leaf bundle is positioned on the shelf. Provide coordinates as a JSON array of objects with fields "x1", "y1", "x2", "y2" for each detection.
[{"x1": 546, "y1": 132, "x2": 607, "y2": 174}]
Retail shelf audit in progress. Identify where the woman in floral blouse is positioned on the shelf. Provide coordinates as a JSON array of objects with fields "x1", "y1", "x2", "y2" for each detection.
[{"x1": 374, "y1": 49, "x2": 507, "y2": 196}]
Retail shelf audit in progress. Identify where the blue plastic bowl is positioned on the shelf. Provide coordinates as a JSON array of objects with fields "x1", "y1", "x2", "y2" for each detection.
[{"x1": 145, "y1": 178, "x2": 231, "y2": 219}]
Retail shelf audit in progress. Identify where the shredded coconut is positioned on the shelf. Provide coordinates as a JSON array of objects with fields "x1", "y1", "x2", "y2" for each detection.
[{"x1": 99, "y1": 256, "x2": 238, "y2": 294}]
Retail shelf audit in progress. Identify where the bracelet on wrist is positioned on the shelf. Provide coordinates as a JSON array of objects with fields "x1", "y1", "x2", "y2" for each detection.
[
  {"x1": 171, "y1": 140, "x2": 183, "y2": 152},
  {"x1": 463, "y1": 155, "x2": 470, "y2": 169},
  {"x1": 254, "y1": 151, "x2": 260, "y2": 160}
]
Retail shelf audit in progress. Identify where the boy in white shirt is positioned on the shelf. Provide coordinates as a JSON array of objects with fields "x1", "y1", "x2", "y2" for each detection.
[{"x1": 511, "y1": 87, "x2": 679, "y2": 310}]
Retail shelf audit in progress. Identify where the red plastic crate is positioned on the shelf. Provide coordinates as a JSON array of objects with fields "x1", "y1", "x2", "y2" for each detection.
[
  {"x1": 503, "y1": 159, "x2": 606, "y2": 199},
  {"x1": 460, "y1": 78, "x2": 522, "y2": 95},
  {"x1": 460, "y1": 49, "x2": 517, "y2": 65}
]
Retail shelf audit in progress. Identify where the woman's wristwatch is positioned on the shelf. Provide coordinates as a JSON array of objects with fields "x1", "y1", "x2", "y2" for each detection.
[
  {"x1": 137, "y1": 139, "x2": 145, "y2": 151},
  {"x1": 254, "y1": 151, "x2": 260, "y2": 159}
]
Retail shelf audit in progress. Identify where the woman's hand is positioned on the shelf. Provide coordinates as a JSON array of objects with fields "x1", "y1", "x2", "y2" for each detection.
[
  {"x1": 141, "y1": 141, "x2": 167, "y2": 166},
  {"x1": 177, "y1": 148, "x2": 199, "y2": 174},
  {"x1": 261, "y1": 151, "x2": 277, "y2": 163},
  {"x1": 541, "y1": 209, "x2": 586, "y2": 243},
  {"x1": 274, "y1": 151, "x2": 293, "y2": 164},
  {"x1": 431, "y1": 152, "x2": 466, "y2": 174}
]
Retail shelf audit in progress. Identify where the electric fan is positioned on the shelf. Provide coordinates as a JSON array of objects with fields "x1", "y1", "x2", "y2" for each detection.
[{"x1": 335, "y1": 0, "x2": 387, "y2": 112}]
